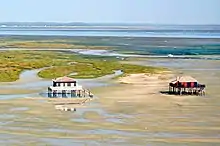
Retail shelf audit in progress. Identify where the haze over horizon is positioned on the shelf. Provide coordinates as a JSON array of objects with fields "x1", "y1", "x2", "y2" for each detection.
[{"x1": 0, "y1": 0, "x2": 219, "y2": 25}]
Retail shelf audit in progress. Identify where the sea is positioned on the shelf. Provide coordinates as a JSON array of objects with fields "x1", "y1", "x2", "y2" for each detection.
[
  {"x1": 1, "y1": 27, "x2": 220, "y2": 57},
  {"x1": 0, "y1": 27, "x2": 220, "y2": 38}
]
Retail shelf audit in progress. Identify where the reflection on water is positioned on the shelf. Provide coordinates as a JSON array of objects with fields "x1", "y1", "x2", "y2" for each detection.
[
  {"x1": 0, "y1": 114, "x2": 16, "y2": 119},
  {"x1": 0, "y1": 93, "x2": 40, "y2": 100},
  {"x1": 10, "y1": 107, "x2": 29, "y2": 112}
]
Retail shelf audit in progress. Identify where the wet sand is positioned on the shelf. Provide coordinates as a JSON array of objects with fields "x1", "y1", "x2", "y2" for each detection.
[
  {"x1": 93, "y1": 63, "x2": 220, "y2": 145},
  {"x1": 0, "y1": 58, "x2": 220, "y2": 146}
]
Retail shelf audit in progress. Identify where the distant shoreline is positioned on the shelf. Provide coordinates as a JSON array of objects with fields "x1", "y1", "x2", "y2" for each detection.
[
  {"x1": 1, "y1": 28, "x2": 220, "y2": 38},
  {"x1": 0, "y1": 22, "x2": 220, "y2": 29}
]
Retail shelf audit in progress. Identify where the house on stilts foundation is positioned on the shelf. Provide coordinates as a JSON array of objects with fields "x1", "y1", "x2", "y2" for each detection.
[
  {"x1": 169, "y1": 76, "x2": 206, "y2": 96},
  {"x1": 48, "y1": 76, "x2": 93, "y2": 98}
]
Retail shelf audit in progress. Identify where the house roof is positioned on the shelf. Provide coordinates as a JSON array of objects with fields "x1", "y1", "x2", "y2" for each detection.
[
  {"x1": 171, "y1": 76, "x2": 198, "y2": 83},
  {"x1": 52, "y1": 76, "x2": 76, "y2": 82},
  {"x1": 178, "y1": 76, "x2": 198, "y2": 82}
]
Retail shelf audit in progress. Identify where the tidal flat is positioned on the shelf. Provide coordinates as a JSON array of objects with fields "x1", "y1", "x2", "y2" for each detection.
[
  {"x1": 0, "y1": 36, "x2": 220, "y2": 145},
  {"x1": 0, "y1": 58, "x2": 220, "y2": 146}
]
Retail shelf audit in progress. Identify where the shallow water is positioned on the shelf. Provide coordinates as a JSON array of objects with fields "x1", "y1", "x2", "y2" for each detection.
[
  {"x1": 1, "y1": 28, "x2": 220, "y2": 38},
  {"x1": 0, "y1": 68, "x2": 122, "y2": 99},
  {"x1": 10, "y1": 107, "x2": 29, "y2": 112}
]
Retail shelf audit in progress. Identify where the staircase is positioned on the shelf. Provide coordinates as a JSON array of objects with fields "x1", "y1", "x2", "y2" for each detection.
[{"x1": 83, "y1": 88, "x2": 94, "y2": 98}]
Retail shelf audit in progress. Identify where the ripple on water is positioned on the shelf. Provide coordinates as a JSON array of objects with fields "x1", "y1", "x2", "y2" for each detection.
[
  {"x1": 0, "y1": 93, "x2": 40, "y2": 100},
  {"x1": 10, "y1": 107, "x2": 29, "y2": 112},
  {"x1": 76, "y1": 107, "x2": 133, "y2": 124},
  {"x1": 41, "y1": 138, "x2": 99, "y2": 146},
  {"x1": 0, "y1": 114, "x2": 16, "y2": 126},
  {"x1": 47, "y1": 128, "x2": 77, "y2": 134},
  {"x1": 0, "y1": 114, "x2": 16, "y2": 119},
  {"x1": 72, "y1": 116, "x2": 124, "y2": 124},
  {"x1": 0, "y1": 134, "x2": 22, "y2": 145},
  {"x1": 84, "y1": 129, "x2": 145, "y2": 137},
  {"x1": 105, "y1": 118, "x2": 124, "y2": 124},
  {"x1": 71, "y1": 118, "x2": 91, "y2": 123}
]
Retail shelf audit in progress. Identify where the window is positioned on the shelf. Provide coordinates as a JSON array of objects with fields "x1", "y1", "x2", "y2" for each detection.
[{"x1": 67, "y1": 83, "x2": 71, "y2": 87}]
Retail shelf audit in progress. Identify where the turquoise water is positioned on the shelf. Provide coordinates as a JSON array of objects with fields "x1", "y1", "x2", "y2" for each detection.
[
  {"x1": 69, "y1": 37, "x2": 220, "y2": 57},
  {"x1": 1, "y1": 29, "x2": 220, "y2": 56}
]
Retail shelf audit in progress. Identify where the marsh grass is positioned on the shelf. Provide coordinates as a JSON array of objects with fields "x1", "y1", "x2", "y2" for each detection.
[
  {"x1": 0, "y1": 37, "x2": 111, "y2": 50},
  {"x1": 0, "y1": 51, "x2": 166, "y2": 82}
]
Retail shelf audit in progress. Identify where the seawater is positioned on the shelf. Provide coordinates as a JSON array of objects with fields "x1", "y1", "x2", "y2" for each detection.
[
  {"x1": 1, "y1": 28, "x2": 220, "y2": 57},
  {"x1": 1, "y1": 28, "x2": 220, "y2": 38}
]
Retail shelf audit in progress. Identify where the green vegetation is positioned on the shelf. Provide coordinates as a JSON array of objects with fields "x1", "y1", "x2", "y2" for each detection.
[
  {"x1": 38, "y1": 59, "x2": 166, "y2": 79},
  {"x1": 0, "y1": 36, "x2": 112, "y2": 50},
  {"x1": 0, "y1": 51, "x2": 67, "y2": 82},
  {"x1": 0, "y1": 68, "x2": 22, "y2": 82},
  {"x1": 0, "y1": 51, "x2": 166, "y2": 82}
]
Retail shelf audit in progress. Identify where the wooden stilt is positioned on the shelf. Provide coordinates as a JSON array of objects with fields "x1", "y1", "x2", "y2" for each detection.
[
  {"x1": 47, "y1": 77, "x2": 94, "y2": 99},
  {"x1": 71, "y1": 90, "x2": 74, "y2": 98},
  {"x1": 53, "y1": 90, "x2": 57, "y2": 97}
]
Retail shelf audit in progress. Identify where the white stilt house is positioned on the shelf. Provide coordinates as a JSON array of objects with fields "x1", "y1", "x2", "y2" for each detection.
[{"x1": 48, "y1": 76, "x2": 93, "y2": 98}]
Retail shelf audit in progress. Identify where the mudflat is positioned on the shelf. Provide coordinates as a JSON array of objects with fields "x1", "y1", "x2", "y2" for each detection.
[
  {"x1": 1, "y1": 68, "x2": 220, "y2": 145},
  {"x1": 0, "y1": 51, "x2": 220, "y2": 145}
]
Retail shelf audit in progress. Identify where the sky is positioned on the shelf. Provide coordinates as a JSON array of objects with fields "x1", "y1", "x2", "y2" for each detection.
[{"x1": 0, "y1": 0, "x2": 220, "y2": 24}]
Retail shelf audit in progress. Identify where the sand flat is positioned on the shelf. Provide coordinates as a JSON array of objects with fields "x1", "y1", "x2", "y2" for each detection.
[{"x1": 1, "y1": 59, "x2": 220, "y2": 145}]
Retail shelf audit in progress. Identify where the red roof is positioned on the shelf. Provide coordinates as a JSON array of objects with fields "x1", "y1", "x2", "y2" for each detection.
[
  {"x1": 53, "y1": 76, "x2": 76, "y2": 82},
  {"x1": 170, "y1": 76, "x2": 198, "y2": 84},
  {"x1": 178, "y1": 76, "x2": 198, "y2": 82}
]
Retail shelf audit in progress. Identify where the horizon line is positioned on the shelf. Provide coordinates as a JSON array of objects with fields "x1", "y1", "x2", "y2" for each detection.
[{"x1": 0, "y1": 22, "x2": 220, "y2": 26}]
